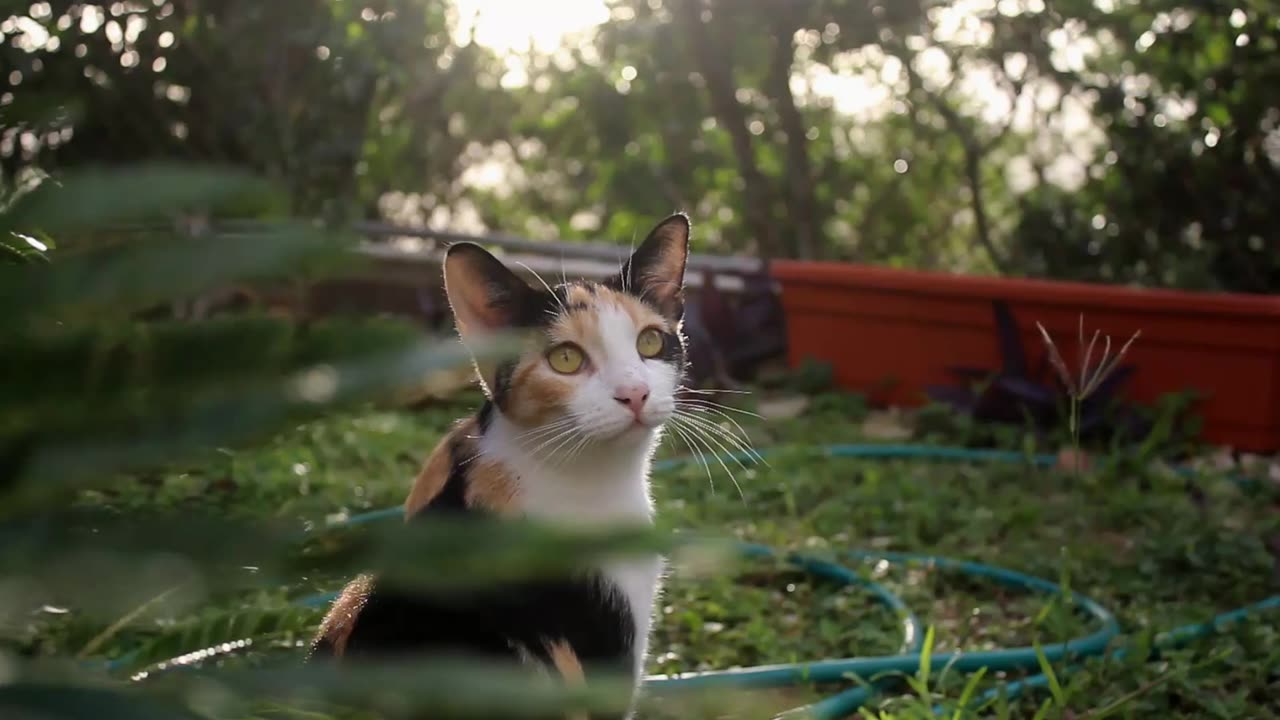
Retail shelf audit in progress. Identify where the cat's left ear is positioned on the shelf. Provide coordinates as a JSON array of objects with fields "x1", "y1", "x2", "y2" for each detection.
[
  {"x1": 621, "y1": 213, "x2": 690, "y2": 322},
  {"x1": 443, "y1": 241, "x2": 544, "y2": 341}
]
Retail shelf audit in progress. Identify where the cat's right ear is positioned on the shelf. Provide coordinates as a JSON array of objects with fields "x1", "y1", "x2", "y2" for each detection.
[{"x1": 443, "y1": 242, "x2": 542, "y2": 341}]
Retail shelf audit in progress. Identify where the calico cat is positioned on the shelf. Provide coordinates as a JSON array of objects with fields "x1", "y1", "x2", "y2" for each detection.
[{"x1": 309, "y1": 213, "x2": 692, "y2": 719}]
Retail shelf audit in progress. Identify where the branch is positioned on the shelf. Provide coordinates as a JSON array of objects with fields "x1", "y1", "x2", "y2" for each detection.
[{"x1": 898, "y1": 40, "x2": 1011, "y2": 273}]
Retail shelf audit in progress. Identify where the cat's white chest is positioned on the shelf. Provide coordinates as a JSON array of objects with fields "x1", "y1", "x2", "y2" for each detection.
[
  {"x1": 479, "y1": 420, "x2": 665, "y2": 681},
  {"x1": 516, "y1": 455, "x2": 665, "y2": 677}
]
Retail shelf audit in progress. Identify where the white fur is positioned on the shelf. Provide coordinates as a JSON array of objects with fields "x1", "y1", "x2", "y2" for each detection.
[{"x1": 476, "y1": 297, "x2": 679, "y2": 709}]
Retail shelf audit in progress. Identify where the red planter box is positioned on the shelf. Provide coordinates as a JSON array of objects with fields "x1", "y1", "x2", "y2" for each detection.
[{"x1": 771, "y1": 260, "x2": 1280, "y2": 452}]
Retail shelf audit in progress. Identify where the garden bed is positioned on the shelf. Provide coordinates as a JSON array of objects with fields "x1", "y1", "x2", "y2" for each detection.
[
  {"x1": 48, "y1": 389, "x2": 1280, "y2": 719},
  {"x1": 772, "y1": 260, "x2": 1280, "y2": 452}
]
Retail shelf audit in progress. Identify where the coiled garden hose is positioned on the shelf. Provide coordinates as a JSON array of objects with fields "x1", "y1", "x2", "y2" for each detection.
[{"x1": 113, "y1": 443, "x2": 1278, "y2": 719}]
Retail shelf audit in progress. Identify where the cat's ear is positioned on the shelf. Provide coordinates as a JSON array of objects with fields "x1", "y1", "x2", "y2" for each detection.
[
  {"x1": 621, "y1": 213, "x2": 690, "y2": 322},
  {"x1": 443, "y1": 242, "x2": 543, "y2": 341}
]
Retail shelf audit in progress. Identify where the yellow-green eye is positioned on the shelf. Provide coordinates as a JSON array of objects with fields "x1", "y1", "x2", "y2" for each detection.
[
  {"x1": 547, "y1": 343, "x2": 586, "y2": 374},
  {"x1": 637, "y1": 328, "x2": 664, "y2": 359}
]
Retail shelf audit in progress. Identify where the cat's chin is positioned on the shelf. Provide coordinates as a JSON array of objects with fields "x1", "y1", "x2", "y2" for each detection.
[{"x1": 599, "y1": 419, "x2": 661, "y2": 445}]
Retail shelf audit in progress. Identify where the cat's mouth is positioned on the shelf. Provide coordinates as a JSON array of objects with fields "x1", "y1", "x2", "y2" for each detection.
[
  {"x1": 602, "y1": 416, "x2": 659, "y2": 441},
  {"x1": 630, "y1": 414, "x2": 671, "y2": 434}
]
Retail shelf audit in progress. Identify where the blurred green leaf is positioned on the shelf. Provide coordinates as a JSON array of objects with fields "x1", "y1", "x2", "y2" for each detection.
[
  {"x1": 1, "y1": 317, "x2": 435, "y2": 425},
  {"x1": 1, "y1": 323, "x2": 505, "y2": 503},
  {"x1": 0, "y1": 683, "x2": 205, "y2": 720},
  {"x1": 0, "y1": 164, "x2": 281, "y2": 237},
  {"x1": 0, "y1": 510, "x2": 680, "y2": 602},
  {"x1": 110, "y1": 600, "x2": 318, "y2": 673},
  {"x1": 145, "y1": 655, "x2": 636, "y2": 719},
  {"x1": 1205, "y1": 103, "x2": 1231, "y2": 127},
  {"x1": 0, "y1": 223, "x2": 354, "y2": 328},
  {"x1": 0, "y1": 231, "x2": 52, "y2": 266}
]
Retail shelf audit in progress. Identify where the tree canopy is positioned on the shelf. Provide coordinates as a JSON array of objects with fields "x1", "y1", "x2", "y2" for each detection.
[{"x1": 3, "y1": 0, "x2": 1277, "y2": 291}]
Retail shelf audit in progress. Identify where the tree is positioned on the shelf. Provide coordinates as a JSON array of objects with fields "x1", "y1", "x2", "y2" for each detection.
[
  {"x1": 994, "y1": 0, "x2": 1280, "y2": 293},
  {"x1": 1, "y1": 1, "x2": 511, "y2": 220},
  {"x1": 478, "y1": 0, "x2": 943, "y2": 261}
]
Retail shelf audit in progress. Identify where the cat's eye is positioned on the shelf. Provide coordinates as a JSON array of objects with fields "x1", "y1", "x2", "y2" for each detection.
[
  {"x1": 546, "y1": 343, "x2": 586, "y2": 374},
  {"x1": 636, "y1": 328, "x2": 665, "y2": 359}
]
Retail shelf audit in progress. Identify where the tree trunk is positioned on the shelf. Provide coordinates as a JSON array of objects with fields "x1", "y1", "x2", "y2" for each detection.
[
  {"x1": 766, "y1": 16, "x2": 820, "y2": 260},
  {"x1": 674, "y1": 0, "x2": 779, "y2": 257}
]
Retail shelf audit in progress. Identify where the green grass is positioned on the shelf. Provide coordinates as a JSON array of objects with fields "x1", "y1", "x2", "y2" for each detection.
[{"x1": 22, "y1": 388, "x2": 1280, "y2": 719}]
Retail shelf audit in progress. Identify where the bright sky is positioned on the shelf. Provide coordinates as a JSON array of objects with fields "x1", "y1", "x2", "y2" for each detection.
[
  {"x1": 449, "y1": 0, "x2": 1051, "y2": 119},
  {"x1": 444, "y1": 0, "x2": 1100, "y2": 203},
  {"x1": 452, "y1": 0, "x2": 610, "y2": 53}
]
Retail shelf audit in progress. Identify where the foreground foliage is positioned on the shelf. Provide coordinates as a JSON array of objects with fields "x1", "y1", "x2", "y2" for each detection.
[
  {"x1": 14, "y1": 385, "x2": 1278, "y2": 719},
  {"x1": 0, "y1": 161, "x2": 668, "y2": 719},
  {"x1": 0, "y1": 156, "x2": 1275, "y2": 718}
]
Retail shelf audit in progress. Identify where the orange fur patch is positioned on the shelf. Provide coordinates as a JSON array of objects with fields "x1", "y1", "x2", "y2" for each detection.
[
  {"x1": 547, "y1": 638, "x2": 585, "y2": 682},
  {"x1": 610, "y1": 290, "x2": 671, "y2": 334},
  {"x1": 464, "y1": 458, "x2": 520, "y2": 514},
  {"x1": 503, "y1": 357, "x2": 573, "y2": 427},
  {"x1": 473, "y1": 329, "x2": 543, "y2": 399},
  {"x1": 555, "y1": 304, "x2": 600, "y2": 346},
  {"x1": 546, "y1": 639, "x2": 590, "y2": 720},
  {"x1": 565, "y1": 284, "x2": 595, "y2": 306},
  {"x1": 312, "y1": 573, "x2": 374, "y2": 658},
  {"x1": 404, "y1": 420, "x2": 472, "y2": 518}
]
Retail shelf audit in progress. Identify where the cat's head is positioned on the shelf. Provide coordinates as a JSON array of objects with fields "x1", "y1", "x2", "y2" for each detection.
[{"x1": 442, "y1": 213, "x2": 690, "y2": 451}]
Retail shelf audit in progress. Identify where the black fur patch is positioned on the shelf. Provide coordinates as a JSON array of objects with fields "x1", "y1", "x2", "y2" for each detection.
[
  {"x1": 336, "y1": 568, "x2": 634, "y2": 680},
  {"x1": 491, "y1": 361, "x2": 517, "y2": 411},
  {"x1": 601, "y1": 274, "x2": 684, "y2": 326},
  {"x1": 475, "y1": 399, "x2": 495, "y2": 433},
  {"x1": 509, "y1": 288, "x2": 561, "y2": 329}
]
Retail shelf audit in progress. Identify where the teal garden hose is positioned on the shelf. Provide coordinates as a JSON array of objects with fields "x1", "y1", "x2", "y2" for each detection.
[{"x1": 115, "y1": 444, "x2": 1278, "y2": 718}]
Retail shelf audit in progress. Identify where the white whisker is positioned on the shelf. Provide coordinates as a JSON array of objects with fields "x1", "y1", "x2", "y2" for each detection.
[
  {"x1": 541, "y1": 428, "x2": 584, "y2": 467},
  {"x1": 517, "y1": 427, "x2": 576, "y2": 453},
  {"x1": 677, "y1": 385, "x2": 754, "y2": 396},
  {"x1": 517, "y1": 417, "x2": 576, "y2": 443},
  {"x1": 671, "y1": 416, "x2": 745, "y2": 501},
  {"x1": 562, "y1": 432, "x2": 595, "y2": 465},
  {"x1": 674, "y1": 409, "x2": 767, "y2": 467},
  {"x1": 674, "y1": 412, "x2": 757, "y2": 471},
  {"x1": 676, "y1": 408, "x2": 768, "y2": 468},
  {"x1": 517, "y1": 261, "x2": 567, "y2": 315},
  {"x1": 526, "y1": 423, "x2": 581, "y2": 460},
  {"x1": 678, "y1": 397, "x2": 763, "y2": 419},
  {"x1": 665, "y1": 421, "x2": 716, "y2": 495}
]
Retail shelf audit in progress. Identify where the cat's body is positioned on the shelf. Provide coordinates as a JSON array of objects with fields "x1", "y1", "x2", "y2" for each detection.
[{"x1": 310, "y1": 214, "x2": 692, "y2": 719}]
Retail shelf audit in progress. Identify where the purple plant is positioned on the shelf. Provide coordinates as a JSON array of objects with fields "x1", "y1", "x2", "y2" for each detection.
[{"x1": 926, "y1": 300, "x2": 1148, "y2": 446}]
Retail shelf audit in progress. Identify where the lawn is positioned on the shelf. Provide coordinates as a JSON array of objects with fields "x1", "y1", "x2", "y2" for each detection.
[{"x1": 31, "y1": 386, "x2": 1280, "y2": 719}]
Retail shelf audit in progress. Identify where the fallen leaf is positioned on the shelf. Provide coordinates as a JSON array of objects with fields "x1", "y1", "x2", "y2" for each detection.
[
  {"x1": 860, "y1": 409, "x2": 913, "y2": 440},
  {"x1": 757, "y1": 395, "x2": 809, "y2": 421}
]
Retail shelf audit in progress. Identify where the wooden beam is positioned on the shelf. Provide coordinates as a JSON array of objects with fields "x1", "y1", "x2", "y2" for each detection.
[
  {"x1": 353, "y1": 242, "x2": 764, "y2": 294},
  {"x1": 351, "y1": 221, "x2": 768, "y2": 276}
]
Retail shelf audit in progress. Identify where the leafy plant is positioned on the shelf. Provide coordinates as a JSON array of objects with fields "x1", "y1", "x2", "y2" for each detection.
[
  {"x1": 784, "y1": 356, "x2": 838, "y2": 396},
  {"x1": 0, "y1": 163, "x2": 672, "y2": 719},
  {"x1": 925, "y1": 301, "x2": 1155, "y2": 449}
]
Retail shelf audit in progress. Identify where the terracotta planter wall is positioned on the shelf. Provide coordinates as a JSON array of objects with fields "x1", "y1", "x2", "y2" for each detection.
[{"x1": 771, "y1": 260, "x2": 1280, "y2": 452}]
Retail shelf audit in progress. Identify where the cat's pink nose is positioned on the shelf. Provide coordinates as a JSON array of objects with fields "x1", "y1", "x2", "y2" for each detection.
[{"x1": 613, "y1": 384, "x2": 650, "y2": 418}]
